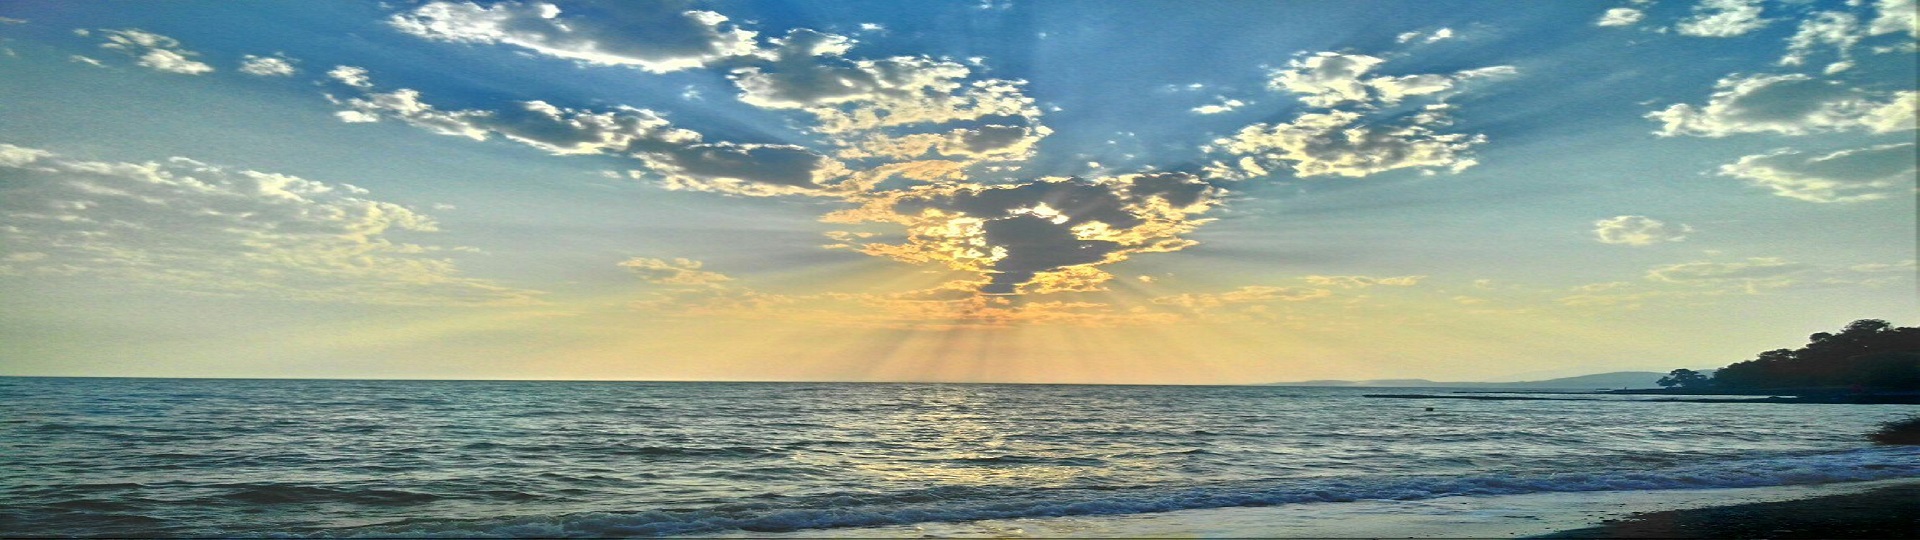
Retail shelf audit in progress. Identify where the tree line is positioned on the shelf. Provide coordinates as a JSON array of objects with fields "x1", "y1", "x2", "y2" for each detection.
[{"x1": 1659, "y1": 319, "x2": 1920, "y2": 392}]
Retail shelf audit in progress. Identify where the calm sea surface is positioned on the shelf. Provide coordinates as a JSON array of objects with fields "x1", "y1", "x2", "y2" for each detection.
[{"x1": 3, "y1": 377, "x2": 1918, "y2": 537}]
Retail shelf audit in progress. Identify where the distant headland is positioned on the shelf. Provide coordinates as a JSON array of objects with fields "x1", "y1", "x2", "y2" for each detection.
[
  {"x1": 1352, "y1": 319, "x2": 1920, "y2": 405},
  {"x1": 1641, "y1": 319, "x2": 1919, "y2": 395}
]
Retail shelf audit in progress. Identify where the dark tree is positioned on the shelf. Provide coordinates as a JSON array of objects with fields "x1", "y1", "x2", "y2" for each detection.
[
  {"x1": 1657, "y1": 368, "x2": 1710, "y2": 389},
  {"x1": 1845, "y1": 319, "x2": 1893, "y2": 335},
  {"x1": 1852, "y1": 352, "x2": 1920, "y2": 389},
  {"x1": 1703, "y1": 319, "x2": 1920, "y2": 391}
]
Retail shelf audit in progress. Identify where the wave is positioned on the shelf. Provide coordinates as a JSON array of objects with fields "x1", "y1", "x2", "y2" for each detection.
[
  {"x1": 329, "y1": 445, "x2": 1920, "y2": 538},
  {"x1": 606, "y1": 445, "x2": 786, "y2": 458},
  {"x1": 206, "y1": 484, "x2": 445, "y2": 506},
  {"x1": 937, "y1": 454, "x2": 1109, "y2": 466}
]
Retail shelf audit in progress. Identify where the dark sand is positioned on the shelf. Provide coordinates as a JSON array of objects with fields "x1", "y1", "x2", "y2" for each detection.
[
  {"x1": 1537, "y1": 484, "x2": 1920, "y2": 538},
  {"x1": 1366, "y1": 393, "x2": 1920, "y2": 404}
]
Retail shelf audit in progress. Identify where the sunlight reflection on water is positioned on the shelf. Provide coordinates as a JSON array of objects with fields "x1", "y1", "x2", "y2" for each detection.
[{"x1": 3, "y1": 378, "x2": 1916, "y2": 537}]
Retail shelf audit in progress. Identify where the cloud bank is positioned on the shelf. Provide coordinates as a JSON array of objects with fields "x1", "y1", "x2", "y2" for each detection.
[
  {"x1": 91, "y1": 28, "x2": 213, "y2": 74},
  {"x1": 1717, "y1": 143, "x2": 1918, "y2": 202},
  {"x1": 0, "y1": 144, "x2": 536, "y2": 305},
  {"x1": 390, "y1": 1, "x2": 758, "y2": 73},
  {"x1": 1650, "y1": 73, "x2": 1916, "y2": 136},
  {"x1": 1206, "y1": 51, "x2": 1514, "y2": 179}
]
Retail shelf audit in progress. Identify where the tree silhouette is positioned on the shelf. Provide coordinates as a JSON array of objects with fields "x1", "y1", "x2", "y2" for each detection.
[
  {"x1": 1702, "y1": 319, "x2": 1920, "y2": 391},
  {"x1": 1657, "y1": 368, "x2": 1710, "y2": 389}
]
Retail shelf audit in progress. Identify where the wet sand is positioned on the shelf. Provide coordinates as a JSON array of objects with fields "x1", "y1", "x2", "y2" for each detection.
[{"x1": 1537, "y1": 483, "x2": 1920, "y2": 538}]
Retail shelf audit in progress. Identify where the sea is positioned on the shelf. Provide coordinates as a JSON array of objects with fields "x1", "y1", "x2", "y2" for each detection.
[{"x1": 3, "y1": 377, "x2": 1918, "y2": 538}]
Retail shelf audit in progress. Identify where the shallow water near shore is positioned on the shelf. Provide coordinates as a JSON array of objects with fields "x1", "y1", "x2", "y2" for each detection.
[
  {"x1": 4, "y1": 377, "x2": 1917, "y2": 537},
  {"x1": 733, "y1": 477, "x2": 1920, "y2": 538}
]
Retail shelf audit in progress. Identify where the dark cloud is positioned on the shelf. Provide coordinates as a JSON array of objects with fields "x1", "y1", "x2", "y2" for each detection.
[
  {"x1": 865, "y1": 173, "x2": 1221, "y2": 294},
  {"x1": 643, "y1": 143, "x2": 831, "y2": 189},
  {"x1": 1126, "y1": 172, "x2": 1215, "y2": 209},
  {"x1": 977, "y1": 214, "x2": 1120, "y2": 294},
  {"x1": 730, "y1": 29, "x2": 972, "y2": 110},
  {"x1": 897, "y1": 179, "x2": 1143, "y2": 230},
  {"x1": 327, "y1": 73, "x2": 843, "y2": 195},
  {"x1": 959, "y1": 125, "x2": 1033, "y2": 153}
]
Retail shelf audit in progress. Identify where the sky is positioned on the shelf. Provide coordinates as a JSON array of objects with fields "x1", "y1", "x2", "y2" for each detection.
[{"x1": 0, "y1": 0, "x2": 1914, "y2": 384}]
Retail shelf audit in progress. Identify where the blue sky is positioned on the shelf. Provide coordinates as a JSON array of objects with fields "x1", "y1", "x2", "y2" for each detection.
[{"x1": 0, "y1": 1, "x2": 1914, "y2": 383}]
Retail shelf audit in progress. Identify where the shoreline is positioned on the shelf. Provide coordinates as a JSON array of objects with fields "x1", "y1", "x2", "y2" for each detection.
[
  {"x1": 706, "y1": 478, "x2": 1920, "y2": 538},
  {"x1": 1535, "y1": 483, "x2": 1920, "y2": 538}
]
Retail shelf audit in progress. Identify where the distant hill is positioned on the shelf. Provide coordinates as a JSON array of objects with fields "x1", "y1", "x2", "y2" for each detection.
[{"x1": 1266, "y1": 371, "x2": 1686, "y2": 389}]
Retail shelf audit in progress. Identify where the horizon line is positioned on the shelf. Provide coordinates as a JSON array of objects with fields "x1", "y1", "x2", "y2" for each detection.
[{"x1": 0, "y1": 370, "x2": 1683, "y2": 386}]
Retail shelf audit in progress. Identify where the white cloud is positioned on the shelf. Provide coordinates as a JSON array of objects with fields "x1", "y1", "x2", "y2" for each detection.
[
  {"x1": 1676, "y1": 0, "x2": 1771, "y2": 37},
  {"x1": 1649, "y1": 73, "x2": 1916, "y2": 136},
  {"x1": 1211, "y1": 51, "x2": 1513, "y2": 179},
  {"x1": 327, "y1": 65, "x2": 373, "y2": 88},
  {"x1": 1780, "y1": 12, "x2": 1862, "y2": 71},
  {"x1": 1593, "y1": 215, "x2": 1691, "y2": 246},
  {"x1": 1303, "y1": 275, "x2": 1426, "y2": 288},
  {"x1": 1645, "y1": 257, "x2": 1807, "y2": 292},
  {"x1": 1395, "y1": 27, "x2": 1455, "y2": 44},
  {"x1": 389, "y1": 1, "x2": 758, "y2": 73},
  {"x1": 1597, "y1": 8, "x2": 1647, "y2": 27},
  {"x1": 347, "y1": 5, "x2": 1219, "y2": 300},
  {"x1": 324, "y1": 70, "x2": 848, "y2": 196},
  {"x1": 135, "y1": 49, "x2": 212, "y2": 74},
  {"x1": 730, "y1": 29, "x2": 1041, "y2": 132},
  {"x1": 94, "y1": 28, "x2": 213, "y2": 74},
  {"x1": 0, "y1": 144, "x2": 535, "y2": 305},
  {"x1": 836, "y1": 125, "x2": 1050, "y2": 162},
  {"x1": 238, "y1": 54, "x2": 297, "y2": 76},
  {"x1": 619, "y1": 257, "x2": 732, "y2": 286},
  {"x1": 380, "y1": 5, "x2": 1050, "y2": 197},
  {"x1": 0, "y1": 144, "x2": 54, "y2": 167},
  {"x1": 1267, "y1": 53, "x2": 1388, "y2": 108},
  {"x1": 1716, "y1": 143, "x2": 1918, "y2": 202},
  {"x1": 1207, "y1": 108, "x2": 1486, "y2": 178},
  {"x1": 328, "y1": 87, "x2": 493, "y2": 140},
  {"x1": 494, "y1": 100, "x2": 701, "y2": 154},
  {"x1": 1869, "y1": 0, "x2": 1918, "y2": 38},
  {"x1": 1373, "y1": 65, "x2": 1514, "y2": 104},
  {"x1": 717, "y1": 28, "x2": 1051, "y2": 177},
  {"x1": 1192, "y1": 97, "x2": 1246, "y2": 115}
]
